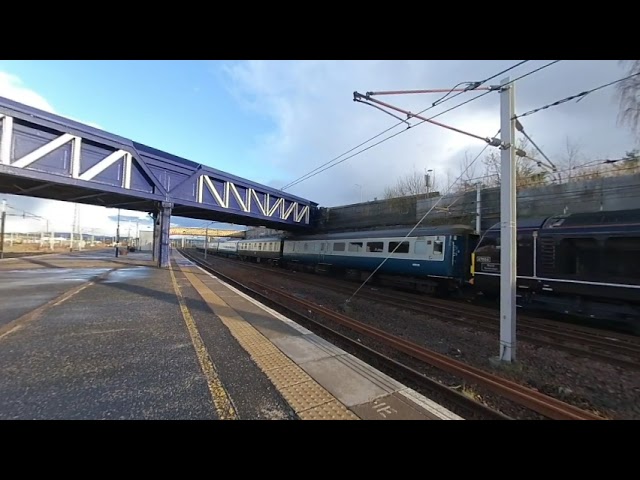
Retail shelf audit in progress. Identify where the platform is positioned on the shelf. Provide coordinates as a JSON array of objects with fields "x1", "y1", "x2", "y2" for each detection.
[{"x1": 0, "y1": 248, "x2": 462, "y2": 420}]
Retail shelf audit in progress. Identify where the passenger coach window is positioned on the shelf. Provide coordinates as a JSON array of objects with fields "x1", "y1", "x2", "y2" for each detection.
[
  {"x1": 367, "y1": 242, "x2": 384, "y2": 252},
  {"x1": 333, "y1": 242, "x2": 345, "y2": 252},
  {"x1": 388, "y1": 241, "x2": 409, "y2": 254},
  {"x1": 348, "y1": 242, "x2": 363, "y2": 252}
]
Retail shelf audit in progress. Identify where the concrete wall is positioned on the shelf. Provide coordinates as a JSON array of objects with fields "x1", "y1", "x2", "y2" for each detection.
[{"x1": 315, "y1": 173, "x2": 640, "y2": 233}]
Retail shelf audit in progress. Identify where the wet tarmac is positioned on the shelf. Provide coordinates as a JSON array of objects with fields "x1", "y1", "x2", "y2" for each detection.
[
  {"x1": 0, "y1": 249, "x2": 157, "y2": 328},
  {"x1": 0, "y1": 267, "x2": 113, "y2": 328},
  {"x1": 0, "y1": 252, "x2": 220, "y2": 419}
]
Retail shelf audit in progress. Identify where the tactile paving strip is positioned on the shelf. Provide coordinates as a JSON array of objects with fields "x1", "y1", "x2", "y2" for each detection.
[
  {"x1": 279, "y1": 380, "x2": 337, "y2": 412},
  {"x1": 240, "y1": 339, "x2": 281, "y2": 358},
  {"x1": 266, "y1": 365, "x2": 313, "y2": 389},
  {"x1": 299, "y1": 400, "x2": 360, "y2": 420},
  {"x1": 178, "y1": 263, "x2": 359, "y2": 420},
  {"x1": 258, "y1": 352, "x2": 294, "y2": 372}
]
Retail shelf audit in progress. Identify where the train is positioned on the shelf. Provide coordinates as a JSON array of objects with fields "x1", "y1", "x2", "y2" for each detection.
[
  {"x1": 199, "y1": 207, "x2": 640, "y2": 331},
  {"x1": 471, "y1": 208, "x2": 640, "y2": 330},
  {"x1": 205, "y1": 225, "x2": 477, "y2": 295}
]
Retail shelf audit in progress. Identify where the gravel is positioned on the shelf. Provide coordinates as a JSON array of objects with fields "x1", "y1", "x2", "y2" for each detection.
[{"x1": 190, "y1": 251, "x2": 640, "y2": 420}]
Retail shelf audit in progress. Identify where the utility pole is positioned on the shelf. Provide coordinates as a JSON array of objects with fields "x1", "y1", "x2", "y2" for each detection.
[
  {"x1": 0, "y1": 199, "x2": 6, "y2": 259},
  {"x1": 71, "y1": 204, "x2": 77, "y2": 252},
  {"x1": 204, "y1": 225, "x2": 209, "y2": 259},
  {"x1": 351, "y1": 84, "x2": 516, "y2": 361},
  {"x1": 499, "y1": 77, "x2": 517, "y2": 362},
  {"x1": 76, "y1": 206, "x2": 83, "y2": 251},
  {"x1": 115, "y1": 208, "x2": 121, "y2": 258},
  {"x1": 476, "y1": 182, "x2": 482, "y2": 235}
]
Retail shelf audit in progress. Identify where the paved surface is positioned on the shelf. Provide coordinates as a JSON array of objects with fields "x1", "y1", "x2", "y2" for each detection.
[
  {"x1": 0, "y1": 249, "x2": 155, "y2": 330},
  {"x1": 0, "y1": 249, "x2": 298, "y2": 419},
  {"x1": 0, "y1": 248, "x2": 463, "y2": 420},
  {"x1": 171, "y1": 251, "x2": 462, "y2": 420}
]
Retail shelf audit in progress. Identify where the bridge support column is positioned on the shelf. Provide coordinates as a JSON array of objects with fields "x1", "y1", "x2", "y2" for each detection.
[
  {"x1": 152, "y1": 212, "x2": 159, "y2": 262},
  {"x1": 158, "y1": 201, "x2": 173, "y2": 268}
]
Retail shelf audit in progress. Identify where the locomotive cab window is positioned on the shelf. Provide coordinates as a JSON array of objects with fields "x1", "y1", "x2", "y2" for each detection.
[
  {"x1": 558, "y1": 238, "x2": 599, "y2": 277},
  {"x1": 604, "y1": 237, "x2": 640, "y2": 280},
  {"x1": 415, "y1": 240, "x2": 427, "y2": 255},
  {"x1": 388, "y1": 241, "x2": 409, "y2": 254},
  {"x1": 433, "y1": 240, "x2": 444, "y2": 255}
]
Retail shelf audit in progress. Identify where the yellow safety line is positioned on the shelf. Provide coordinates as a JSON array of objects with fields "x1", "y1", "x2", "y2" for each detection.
[
  {"x1": 178, "y1": 261, "x2": 359, "y2": 420},
  {"x1": 169, "y1": 262, "x2": 238, "y2": 420}
]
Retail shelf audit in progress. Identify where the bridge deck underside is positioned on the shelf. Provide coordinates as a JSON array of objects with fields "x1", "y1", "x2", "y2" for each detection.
[
  {"x1": 0, "y1": 172, "x2": 313, "y2": 231},
  {"x1": 0, "y1": 172, "x2": 157, "y2": 213}
]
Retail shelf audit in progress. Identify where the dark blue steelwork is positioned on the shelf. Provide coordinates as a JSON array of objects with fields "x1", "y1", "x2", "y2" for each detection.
[{"x1": 0, "y1": 96, "x2": 318, "y2": 233}]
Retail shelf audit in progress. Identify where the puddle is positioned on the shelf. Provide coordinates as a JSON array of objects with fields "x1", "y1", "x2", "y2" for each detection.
[
  {"x1": 101, "y1": 266, "x2": 154, "y2": 283},
  {"x1": 0, "y1": 268, "x2": 113, "y2": 289}
]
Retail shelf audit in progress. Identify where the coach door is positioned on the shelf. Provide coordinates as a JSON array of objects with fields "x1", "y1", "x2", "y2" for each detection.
[{"x1": 319, "y1": 242, "x2": 328, "y2": 263}]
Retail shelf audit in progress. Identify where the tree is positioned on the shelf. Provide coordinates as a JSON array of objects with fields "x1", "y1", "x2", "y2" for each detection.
[
  {"x1": 620, "y1": 148, "x2": 640, "y2": 174},
  {"x1": 481, "y1": 137, "x2": 548, "y2": 188},
  {"x1": 383, "y1": 168, "x2": 439, "y2": 199},
  {"x1": 556, "y1": 136, "x2": 584, "y2": 182},
  {"x1": 451, "y1": 150, "x2": 480, "y2": 193},
  {"x1": 617, "y1": 60, "x2": 640, "y2": 140}
]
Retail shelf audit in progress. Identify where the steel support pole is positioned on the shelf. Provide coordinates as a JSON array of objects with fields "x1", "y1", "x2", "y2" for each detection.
[
  {"x1": 0, "y1": 199, "x2": 6, "y2": 259},
  {"x1": 499, "y1": 77, "x2": 517, "y2": 362},
  {"x1": 158, "y1": 202, "x2": 172, "y2": 268},
  {"x1": 115, "y1": 208, "x2": 120, "y2": 258},
  {"x1": 476, "y1": 182, "x2": 482, "y2": 235},
  {"x1": 152, "y1": 212, "x2": 158, "y2": 262},
  {"x1": 204, "y1": 227, "x2": 208, "y2": 259}
]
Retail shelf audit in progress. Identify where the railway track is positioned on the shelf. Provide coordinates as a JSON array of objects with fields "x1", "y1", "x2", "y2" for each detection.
[
  {"x1": 189, "y1": 249, "x2": 640, "y2": 371},
  {"x1": 180, "y1": 248, "x2": 604, "y2": 420}
]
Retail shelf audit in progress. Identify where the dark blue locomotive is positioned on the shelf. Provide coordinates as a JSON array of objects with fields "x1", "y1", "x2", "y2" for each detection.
[{"x1": 471, "y1": 208, "x2": 640, "y2": 330}]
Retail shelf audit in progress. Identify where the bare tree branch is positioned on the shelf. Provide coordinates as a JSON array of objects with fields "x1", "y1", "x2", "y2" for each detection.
[{"x1": 617, "y1": 60, "x2": 640, "y2": 139}]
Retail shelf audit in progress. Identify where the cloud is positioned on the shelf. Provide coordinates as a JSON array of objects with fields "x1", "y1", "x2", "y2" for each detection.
[
  {"x1": 2, "y1": 194, "x2": 153, "y2": 235},
  {"x1": 0, "y1": 71, "x2": 124, "y2": 235},
  {"x1": 0, "y1": 71, "x2": 102, "y2": 129},
  {"x1": 221, "y1": 60, "x2": 638, "y2": 206},
  {"x1": 0, "y1": 70, "x2": 252, "y2": 235}
]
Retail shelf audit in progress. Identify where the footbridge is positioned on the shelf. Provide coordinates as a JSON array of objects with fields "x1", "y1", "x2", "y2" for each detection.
[{"x1": 0, "y1": 96, "x2": 318, "y2": 267}]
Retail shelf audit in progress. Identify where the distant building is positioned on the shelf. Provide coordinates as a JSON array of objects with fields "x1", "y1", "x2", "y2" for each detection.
[{"x1": 244, "y1": 226, "x2": 286, "y2": 239}]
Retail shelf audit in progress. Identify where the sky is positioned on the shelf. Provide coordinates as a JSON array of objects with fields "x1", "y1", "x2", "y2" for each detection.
[{"x1": 0, "y1": 60, "x2": 637, "y2": 235}]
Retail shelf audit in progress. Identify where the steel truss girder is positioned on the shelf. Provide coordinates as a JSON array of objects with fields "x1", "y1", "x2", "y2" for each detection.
[
  {"x1": 0, "y1": 111, "x2": 165, "y2": 201},
  {"x1": 0, "y1": 96, "x2": 316, "y2": 227}
]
